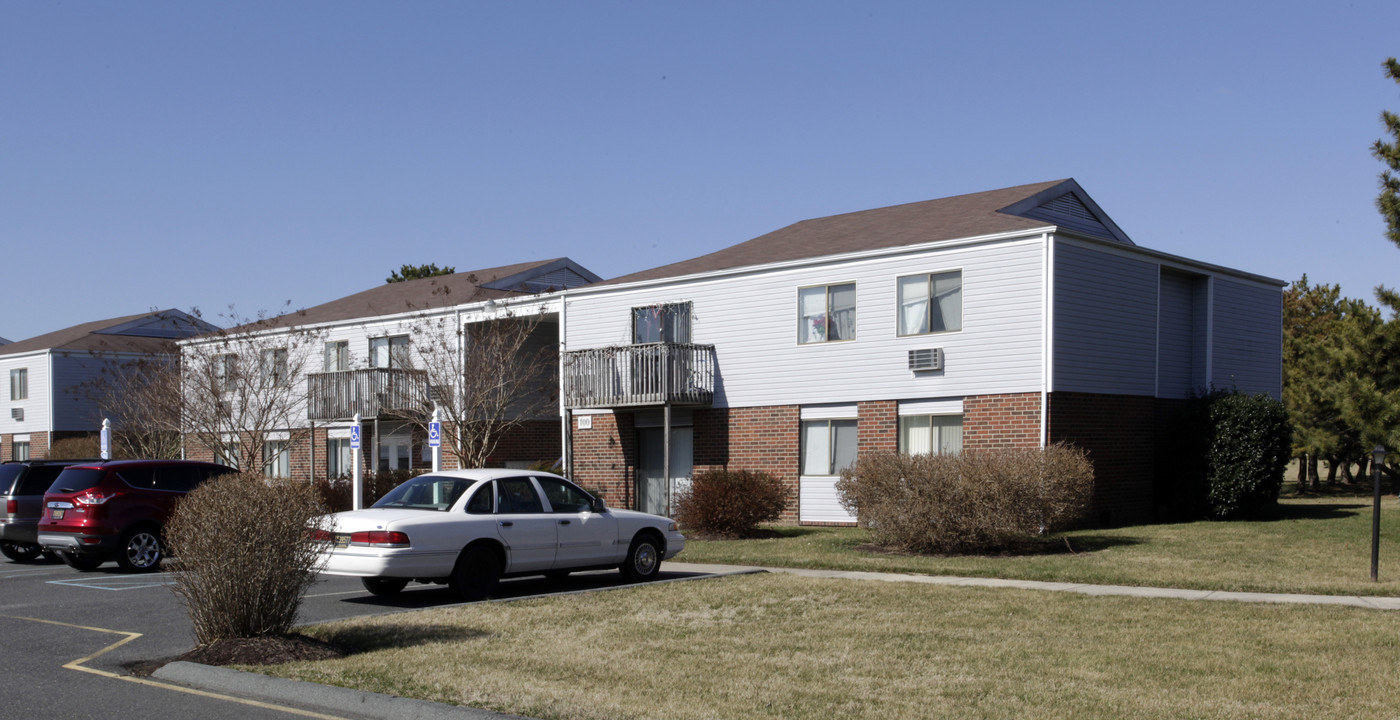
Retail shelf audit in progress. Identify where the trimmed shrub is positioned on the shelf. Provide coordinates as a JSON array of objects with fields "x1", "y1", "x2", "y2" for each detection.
[
  {"x1": 836, "y1": 445, "x2": 1094, "y2": 554},
  {"x1": 48, "y1": 435, "x2": 101, "y2": 459},
  {"x1": 165, "y1": 473, "x2": 329, "y2": 644},
  {"x1": 674, "y1": 469, "x2": 790, "y2": 538},
  {"x1": 1160, "y1": 391, "x2": 1291, "y2": 519}
]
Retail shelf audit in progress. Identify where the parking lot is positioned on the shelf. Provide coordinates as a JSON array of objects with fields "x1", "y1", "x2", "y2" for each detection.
[{"x1": 1, "y1": 557, "x2": 702, "y2": 719}]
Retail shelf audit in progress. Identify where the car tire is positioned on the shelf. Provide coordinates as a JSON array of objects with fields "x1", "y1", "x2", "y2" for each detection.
[
  {"x1": 448, "y1": 546, "x2": 500, "y2": 601},
  {"x1": 1, "y1": 541, "x2": 42, "y2": 562},
  {"x1": 620, "y1": 533, "x2": 662, "y2": 583},
  {"x1": 116, "y1": 527, "x2": 163, "y2": 573},
  {"x1": 59, "y1": 551, "x2": 104, "y2": 571},
  {"x1": 361, "y1": 577, "x2": 410, "y2": 596}
]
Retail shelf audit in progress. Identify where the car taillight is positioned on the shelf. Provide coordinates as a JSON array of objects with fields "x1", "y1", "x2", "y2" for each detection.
[
  {"x1": 5, "y1": 499, "x2": 14, "y2": 514},
  {"x1": 74, "y1": 489, "x2": 116, "y2": 505},
  {"x1": 307, "y1": 528, "x2": 335, "y2": 542},
  {"x1": 349, "y1": 531, "x2": 410, "y2": 548}
]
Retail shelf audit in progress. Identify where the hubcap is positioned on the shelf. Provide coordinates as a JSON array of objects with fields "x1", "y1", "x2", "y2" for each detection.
[
  {"x1": 127, "y1": 533, "x2": 160, "y2": 568},
  {"x1": 633, "y1": 542, "x2": 658, "y2": 575}
]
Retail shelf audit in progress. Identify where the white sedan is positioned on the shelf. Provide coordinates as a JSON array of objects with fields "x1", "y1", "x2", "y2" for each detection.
[{"x1": 314, "y1": 469, "x2": 686, "y2": 599}]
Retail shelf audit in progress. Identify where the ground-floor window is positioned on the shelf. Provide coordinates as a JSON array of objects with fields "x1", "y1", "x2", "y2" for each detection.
[
  {"x1": 327, "y1": 438, "x2": 353, "y2": 477},
  {"x1": 800, "y1": 418, "x2": 857, "y2": 476},
  {"x1": 899, "y1": 414, "x2": 963, "y2": 455},
  {"x1": 13, "y1": 441, "x2": 30, "y2": 462},
  {"x1": 264, "y1": 440, "x2": 290, "y2": 478}
]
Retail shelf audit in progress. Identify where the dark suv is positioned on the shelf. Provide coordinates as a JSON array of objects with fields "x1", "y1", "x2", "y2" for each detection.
[
  {"x1": 37, "y1": 460, "x2": 235, "y2": 573},
  {"x1": 1, "y1": 459, "x2": 102, "y2": 562}
]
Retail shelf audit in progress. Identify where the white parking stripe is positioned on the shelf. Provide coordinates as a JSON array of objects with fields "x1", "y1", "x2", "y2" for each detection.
[{"x1": 48, "y1": 576, "x2": 174, "y2": 591}]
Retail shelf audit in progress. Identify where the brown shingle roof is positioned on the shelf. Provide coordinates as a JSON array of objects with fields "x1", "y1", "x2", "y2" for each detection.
[
  {"x1": 602, "y1": 180, "x2": 1073, "y2": 285},
  {"x1": 0, "y1": 311, "x2": 204, "y2": 357},
  {"x1": 249, "y1": 258, "x2": 585, "y2": 330}
]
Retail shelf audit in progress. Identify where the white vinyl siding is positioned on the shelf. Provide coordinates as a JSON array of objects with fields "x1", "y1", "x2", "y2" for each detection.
[
  {"x1": 564, "y1": 236, "x2": 1046, "y2": 409},
  {"x1": 1051, "y1": 242, "x2": 1158, "y2": 395},
  {"x1": 1211, "y1": 278, "x2": 1282, "y2": 398},
  {"x1": 1157, "y1": 270, "x2": 1208, "y2": 399}
]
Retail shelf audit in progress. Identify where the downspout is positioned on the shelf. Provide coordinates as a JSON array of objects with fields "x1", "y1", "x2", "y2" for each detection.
[
  {"x1": 1040, "y1": 233, "x2": 1053, "y2": 448},
  {"x1": 558, "y1": 293, "x2": 571, "y2": 478}
]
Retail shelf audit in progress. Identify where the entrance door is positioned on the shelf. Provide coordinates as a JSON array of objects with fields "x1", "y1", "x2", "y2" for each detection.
[
  {"x1": 378, "y1": 433, "x2": 412, "y2": 472},
  {"x1": 636, "y1": 426, "x2": 692, "y2": 517}
]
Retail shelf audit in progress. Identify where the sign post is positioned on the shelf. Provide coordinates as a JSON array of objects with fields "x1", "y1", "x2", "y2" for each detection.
[
  {"x1": 350, "y1": 413, "x2": 363, "y2": 510},
  {"x1": 100, "y1": 418, "x2": 112, "y2": 461},
  {"x1": 429, "y1": 407, "x2": 442, "y2": 473}
]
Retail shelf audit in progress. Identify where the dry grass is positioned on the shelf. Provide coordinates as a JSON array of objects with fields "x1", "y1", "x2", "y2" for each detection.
[
  {"x1": 681, "y1": 496, "x2": 1400, "y2": 596},
  {"x1": 261, "y1": 574, "x2": 1400, "y2": 720}
]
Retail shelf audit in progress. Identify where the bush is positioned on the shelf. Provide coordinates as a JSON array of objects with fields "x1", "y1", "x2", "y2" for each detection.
[
  {"x1": 674, "y1": 469, "x2": 790, "y2": 538},
  {"x1": 48, "y1": 435, "x2": 101, "y2": 459},
  {"x1": 1160, "y1": 391, "x2": 1291, "y2": 520},
  {"x1": 165, "y1": 473, "x2": 329, "y2": 644},
  {"x1": 313, "y1": 469, "x2": 417, "y2": 512},
  {"x1": 836, "y1": 446, "x2": 1094, "y2": 554}
]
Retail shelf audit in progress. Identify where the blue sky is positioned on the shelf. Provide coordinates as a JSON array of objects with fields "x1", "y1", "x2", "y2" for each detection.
[{"x1": 2, "y1": 1, "x2": 1397, "y2": 341}]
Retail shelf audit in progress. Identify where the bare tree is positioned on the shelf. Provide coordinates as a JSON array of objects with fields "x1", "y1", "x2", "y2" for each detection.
[
  {"x1": 179, "y1": 308, "x2": 325, "y2": 474},
  {"x1": 81, "y1": 354, "x2": 186, "y2": 459},
  {"x1": 390, "y1": 307, "x2": 558, "y2": 468}
]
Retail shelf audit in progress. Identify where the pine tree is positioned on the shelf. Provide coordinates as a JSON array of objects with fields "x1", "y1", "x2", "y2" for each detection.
[{"x1": 1375, "y1": 58, "x2": 1400, "y2": 249}]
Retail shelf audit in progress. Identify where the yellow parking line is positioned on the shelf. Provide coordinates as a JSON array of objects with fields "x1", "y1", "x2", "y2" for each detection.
[{"x1": 3, "y1": 615, "x2": 349, "y2": 720}]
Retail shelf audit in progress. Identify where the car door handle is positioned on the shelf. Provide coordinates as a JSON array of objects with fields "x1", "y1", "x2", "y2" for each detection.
[
  {"x1": 499, "y1": 521, "x2": 513, "y2": 527},
  {"x1": 558, "y1": 520, "x2": 571, "y2": 525}
]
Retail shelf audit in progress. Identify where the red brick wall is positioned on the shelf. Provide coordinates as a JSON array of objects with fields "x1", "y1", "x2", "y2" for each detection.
[
  {"x1": 485, "y1": 419, "x2": 562, "y2": 468},
  {"x1": 1046, "y1": 392, "x2": 1157, "y2": 525},
  {"x1": 962, "y1": 393, "x2": 1042, "y2": 450},
  {"x1": 857, "y1": 401, "x2": 897, "y2": 455},
  {"x1": 569, "y1": 412, "x2": 636, "y2": 508},
  {"x1": 1, "y1": 432, "x2": 50, "y2": 461},
  {"x1": 694, "y1": 406, "x2": 802, "y2": 522}
]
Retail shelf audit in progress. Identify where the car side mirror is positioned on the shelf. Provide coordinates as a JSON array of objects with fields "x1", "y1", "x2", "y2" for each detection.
[{"x1": 590, "y1": 496, "x2": 607, "y2": 513}]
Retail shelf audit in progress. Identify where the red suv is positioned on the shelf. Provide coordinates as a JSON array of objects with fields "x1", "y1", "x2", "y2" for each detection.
[{"x1": 37, "y1": 460, "x2": 235, "y2": 573}]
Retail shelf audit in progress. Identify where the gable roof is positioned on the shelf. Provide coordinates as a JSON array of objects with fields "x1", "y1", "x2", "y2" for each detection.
[
  {"x1": 250, "y1": 258, "x2": 601, "y2": 330},
  {"x1": 603, "y1": 179, "x2": 1130, "y2": 286},
  {"x1": 0, "y1": 310, "x2": 216, "y2": 357}
]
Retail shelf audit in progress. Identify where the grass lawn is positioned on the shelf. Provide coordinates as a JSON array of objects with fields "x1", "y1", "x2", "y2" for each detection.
[
  {"x1": 265, "y1": 573, "x2": 1400, "y2": 720},
  {"x1": 680, "y1": 495, "x2": 1400, "y2": 596}
]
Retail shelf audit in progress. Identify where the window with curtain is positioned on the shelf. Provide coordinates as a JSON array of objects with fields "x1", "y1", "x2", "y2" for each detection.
[
  {"x1": 219, "y1": 441, "x2": 241, "y2": 470},
  {"x1": 898, "y1": 270, "x2": 962, "y2": 336},
  {"x1": 370, "y1": 335, "x2": 410, "y2": 369},
  {"x1": 801, "y1": 418, "x2": 858, "y2": 475},
  {"x1": 13, "y1": 441, "x2": 30, "y2": 462},
  {"x1": 263, "y1": 440, "x2": 290, "y2": 478},
  {"x1": 261, "y1": 348, "x2": 289, "y2": 387},
  {"x1": 798, "y1": 283, "x2": 857, "y2": 344},
  {"x1": 9, "y1": 368, "x2": 27, "y2": 400},
  {"x1": 324, "y1": 341, "x2": 349, "y2": 372},
  {"x1": 632, "y1": 302, "x2": 692, "y2": 343},
  {"x1": 898, "y1": 415, "x2": 964, "y2": 455},
  {"x1": 327, "y1": 438, "x2": 353, "y2": 477}
]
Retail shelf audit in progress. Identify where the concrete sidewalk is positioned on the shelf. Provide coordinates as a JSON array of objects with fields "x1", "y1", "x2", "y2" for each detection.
[{"x1": 665, "y1": 561, "x2": 1400, "y2": 610}]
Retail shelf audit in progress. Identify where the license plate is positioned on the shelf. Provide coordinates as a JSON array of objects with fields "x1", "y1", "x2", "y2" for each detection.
[
  {"x1": 51, "y1": 509, "x2": 64, "y2": 520},
  {"x1": 334, "y1": 534, "x2": 350, "y2": 549}
]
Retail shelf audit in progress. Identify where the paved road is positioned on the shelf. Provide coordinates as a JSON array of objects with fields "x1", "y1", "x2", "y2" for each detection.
[{"x1": 0, "y1": 556, "x2": 706, "y2": 720}]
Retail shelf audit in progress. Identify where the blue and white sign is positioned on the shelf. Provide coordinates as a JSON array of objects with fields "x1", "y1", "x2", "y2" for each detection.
[
  {"x1": 428, "y1": 421, "x2": 442, "y2": 448},
  {"x1": 349, "y1": 425, "x2": 361, "y2": 450}
]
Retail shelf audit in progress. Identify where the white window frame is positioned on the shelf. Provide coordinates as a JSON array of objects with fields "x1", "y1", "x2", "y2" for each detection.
[
  {"x1": 323, "y1": 340, "x2": 349, "y2": 372},
  {"x1": 213, "y1": 354, "x2": 238, "y2": 393},
  {"x1": 632, "y1": 302, "x2": 692, "y2": 344},
  {"x1": 370, "y1": 335, "x2": 410, "y2": 369},
  {"x1": 10, "y1": 368, "x2": 27, "y2": 401},
  {"x1": 263, "y1": 440, "x2": 290, "y2": 478},
  {"x1": 798, "y1": 282, "x2": 857, "y2": 345},
  {"x1": 898, "y1": 414, "x2": 964, "y2": 455},
  {"x1": 897, "y1": 269, "x2": 963, "y2": 336},
  {"x1": 262, "y1": 347, "x2": 289, "y2": 387},
  {"x1": 800, "y1": 418, "x2": 858, "y2": 476}
]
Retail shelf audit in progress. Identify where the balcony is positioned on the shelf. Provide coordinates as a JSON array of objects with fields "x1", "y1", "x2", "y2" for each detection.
[
  {"x1": 307, "y1": 368, "x2": 431, "y2": 421},
  {"x1": 562, "y1": 343, "x2": 715, "y2": 409}
]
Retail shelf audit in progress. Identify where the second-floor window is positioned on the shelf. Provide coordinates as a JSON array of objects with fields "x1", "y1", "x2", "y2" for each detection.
[
  {"x1": 898, "y1": 270, "x2": 962, "y2": 336},
  {"x1": 10, "y1": 368, "x2": 27, "y2": 400},
  {"x1": 214, "y1": 355, "x2": 238, "y2": 393},
  {"x1": 370, "y1": 335, "x2": 410, "y2": 369},
  {"x1": 798, "y1": 283, "x2": 856, "y2": 344},
  {"x1": 262, "y1": 348, "x2": 289, "y2": 387},
  {"x1": 633, "y1": 302, "x2": 691, "y2": 344},
  {"x1": 324, "y1": 341, "x2": 349, "y2": 372}
]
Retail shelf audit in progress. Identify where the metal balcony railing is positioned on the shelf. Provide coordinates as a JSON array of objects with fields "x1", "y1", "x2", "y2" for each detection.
[
  {"x1": 307, "y1": 368, "x2": 430, "y2": 421},
  {"x1": 562, "y1": 343, "x2": 715, "y2": 409}
]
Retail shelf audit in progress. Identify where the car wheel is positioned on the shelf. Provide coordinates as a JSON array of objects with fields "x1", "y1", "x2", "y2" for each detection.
[
  {"x1": 59, "y1": 551, "x2": 104, "y2": 571},
  {"x1": 448, "y1": 546, "x2": 500, "y2": 601},
  {"x1": 1, "y1": 541, "x2": 42, "y2": 562},
  {"x1": 116, "y1": 527, "x2": 163, "y2": 573},
  {"x1": 620, "y1": 533, "x2": 662, "y2": 583},
  {"x1": 361, "y1": 577, "x2": 410, "y2": 596}
]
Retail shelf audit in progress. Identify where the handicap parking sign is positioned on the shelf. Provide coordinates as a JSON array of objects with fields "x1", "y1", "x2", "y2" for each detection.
[
  {"x1": 350, "y1": 426, "x2": 361, "y2": 450},
  {"x1": 428, "y1": 421, "x2": 441, "y2": 448}
]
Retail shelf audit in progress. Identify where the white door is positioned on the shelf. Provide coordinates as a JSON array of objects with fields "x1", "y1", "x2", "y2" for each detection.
[
  {"x1": 378, "y1": 433, "x2": 412, "y2": 472},
  {"x1": 636, "y1": 426, "x2": 692, "y2": 517}
]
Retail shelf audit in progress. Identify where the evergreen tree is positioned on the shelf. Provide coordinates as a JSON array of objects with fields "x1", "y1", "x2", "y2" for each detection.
[
  {"x1": 1375, "y1": 58, "x2": 1400, "y2": 250},
  {"x1": 386, "y1": 263, "x2": 456, "y2": 283}
]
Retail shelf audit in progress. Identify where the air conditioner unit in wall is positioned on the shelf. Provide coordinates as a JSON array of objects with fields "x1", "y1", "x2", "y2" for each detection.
[
  {"x1": 10, "y1": 408, "x2": 23, "y2": 421},
  {"x1": 908, "y1": 348, "x2": 944, "y2": 372}
]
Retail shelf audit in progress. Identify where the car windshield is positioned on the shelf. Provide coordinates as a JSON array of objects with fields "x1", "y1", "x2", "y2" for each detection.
[
  {"x1": 47, "y1": 468, "x2": 106, "y2": 494},
  {"x1": 0, "y1": 465, "x2": 23, "y2": 495},
  {"x1": 371, "y1": 475, "x2": 479, "y2": 511}
]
